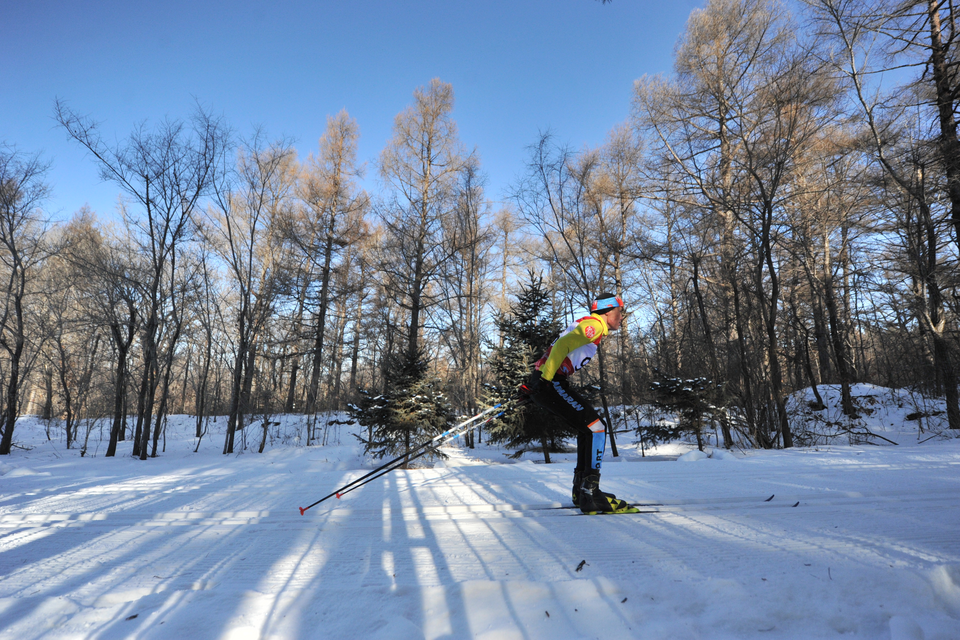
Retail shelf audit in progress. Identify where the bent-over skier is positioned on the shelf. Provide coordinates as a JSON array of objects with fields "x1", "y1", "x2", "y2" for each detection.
[{"x1": 524, "y1": 293, "x2": 637, "y2": 515}]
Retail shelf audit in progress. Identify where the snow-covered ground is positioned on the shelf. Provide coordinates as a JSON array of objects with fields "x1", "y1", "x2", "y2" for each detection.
[{"x1": 1, "y1": 384, "x2": 959, "y2": 639}]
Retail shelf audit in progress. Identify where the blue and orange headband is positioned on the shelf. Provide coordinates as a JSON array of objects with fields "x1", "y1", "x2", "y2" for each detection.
[{"x1": 591, "y1": 295, "x2": 623, "y2": 312}]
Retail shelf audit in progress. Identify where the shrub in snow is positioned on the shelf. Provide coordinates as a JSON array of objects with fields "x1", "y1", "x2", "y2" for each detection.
[
  {"x1": 350, "y1": 348, "x2": 452, "y2": 467},
  {"x1": 648, "y1": 373, "x2": 726, "y2": 452}
]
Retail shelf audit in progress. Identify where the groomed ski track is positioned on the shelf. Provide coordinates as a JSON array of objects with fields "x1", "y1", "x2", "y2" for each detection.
[{"x1": 1, "y1": 443, "x2": 959, "y2": 639}]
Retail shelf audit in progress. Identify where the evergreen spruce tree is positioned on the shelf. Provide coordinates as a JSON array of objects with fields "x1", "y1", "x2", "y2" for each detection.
[
  {"x1": 484, "y1": 271, "x2": 575, "y2": 462},
  {"x1": 351, "y1": 347, "x2": 452, "y2": 467},
  {"x1": 648, "y1": 372, "x2": 725, "y2": 452}
]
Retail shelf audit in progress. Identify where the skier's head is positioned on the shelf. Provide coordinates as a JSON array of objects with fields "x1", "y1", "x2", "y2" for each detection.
[
  {"x1": 591, "y1": 293, "x2": 623, "y2": 313},
  {"x1": 591, "y1": 293, "x2": 624, "y2": 330}
]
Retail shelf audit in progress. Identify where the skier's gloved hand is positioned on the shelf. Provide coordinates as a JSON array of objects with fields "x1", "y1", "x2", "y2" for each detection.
[
  {"x1": 517, "y1": 382, "x2": 533, "y2": 402},
  {"x1": 522, "y1": 370, "x2": 543, "y2": 397}
]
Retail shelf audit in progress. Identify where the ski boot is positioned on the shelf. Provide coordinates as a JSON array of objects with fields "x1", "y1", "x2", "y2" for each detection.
[
  {"x1": 572, "y1": 468, "x2": 620, "y2": 508},
  {"x1": 578, "y1": 470, "x2": 637, "y2": 515}
]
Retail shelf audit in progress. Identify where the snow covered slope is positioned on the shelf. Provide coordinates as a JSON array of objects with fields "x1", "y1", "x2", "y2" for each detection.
[{"x1": 1, "y1": 388, "x2": 959, "y2": 639}]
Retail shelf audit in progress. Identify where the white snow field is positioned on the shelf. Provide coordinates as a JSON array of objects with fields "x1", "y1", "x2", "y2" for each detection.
[{"x1": 1, "y1": 384, "x2": 959, "y2": 639}]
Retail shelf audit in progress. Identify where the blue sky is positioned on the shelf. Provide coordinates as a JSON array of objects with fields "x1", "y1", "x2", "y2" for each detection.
[{"x1": 4, "y1": 0, "x2": 703, "y2": 220}]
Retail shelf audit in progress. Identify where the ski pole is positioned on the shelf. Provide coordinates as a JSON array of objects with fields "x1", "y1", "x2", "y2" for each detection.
[
  {"x1": 330, "y1": 406, "x2": 508, "y2": 502},
  {"x1": 298, "y1": 403, "x2": 506, "y2": 515},
  {"x1": 299, "y1": 401, "x2": 514, "y2": 515}
]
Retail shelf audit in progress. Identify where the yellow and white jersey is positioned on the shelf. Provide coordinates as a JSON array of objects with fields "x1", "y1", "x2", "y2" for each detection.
[{"x1": 535, "y1": 313, "x2": 610, "y2": 381}]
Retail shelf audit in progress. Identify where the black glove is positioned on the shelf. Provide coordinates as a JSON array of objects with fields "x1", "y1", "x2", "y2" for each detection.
[{"x1": 520, "y1": 370, "x2": 543, "y2": 399}]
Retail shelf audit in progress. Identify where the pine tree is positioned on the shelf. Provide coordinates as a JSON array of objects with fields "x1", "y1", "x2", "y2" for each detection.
[
  {"x1": 648, "y1": 372, "x2": 725, "y2": 452},
  {"x1": 352, "y1": 347, "x2": 452, "y2": 467},
  {"x1": 484, "y1": 271, "x2": 575, "y2": 462}
]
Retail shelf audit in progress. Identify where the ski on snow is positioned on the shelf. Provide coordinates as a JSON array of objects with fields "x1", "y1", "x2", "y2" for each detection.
[{"x1": 526, "y1": 493, "x2": 790, "y2": 516}]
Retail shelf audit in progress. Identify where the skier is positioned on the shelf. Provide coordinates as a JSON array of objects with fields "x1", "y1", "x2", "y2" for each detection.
[{"x1": 523, "y1": 293, "x2": 636, "y2": 514}]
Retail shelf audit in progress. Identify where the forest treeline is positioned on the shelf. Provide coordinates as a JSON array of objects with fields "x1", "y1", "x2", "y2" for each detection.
[{"x1": 2, "y1": 0, "x2": 960, "y2": 457}]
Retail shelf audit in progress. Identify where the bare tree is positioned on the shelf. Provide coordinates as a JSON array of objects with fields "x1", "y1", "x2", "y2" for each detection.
[
  {"x1": 0, "y1": 146, "x2": 50, "y2": 455},
  {"x1": 513, "y1": 132, "x2": 624, "y2": 453},
  {"x1": 377, "y1": 78, "x2": 473, "y2": 363},
  {"x1": 809, "y1": 0, "x2": 960, "y2": 429},
  {"x1": 88, "y1": 223, "x2": 143, "y2": 455},
  {"x1": 207, "y1": 134, "x2": 296, "y2": 454},
  {"x1": 633, "y1": 0, "x2": 842, "y2": 447},
  {"x1": 433, "y1": 158, "x2": 495, "y2": 411},
  {"x1": 514, "y1": 132, "x2": 608, "y2": 305},
  {"x1": 56, "y1": 100, "x2": 229, "y2": 458},
  {"x1": 593, "y1": 122, "x2": 648, "y2": 412},
  {"x1": 290, "y1": 110, "x2": 369, "y2": 426},
  {"x1": 42, "y1": 213, "x2": 108, "y2": 450},
  {"x1": 786, "y1": 127, "x2": 874, "y2": 416},
  {"x1": 188, "y1": 251, "x2": 221, "y2": 441}
]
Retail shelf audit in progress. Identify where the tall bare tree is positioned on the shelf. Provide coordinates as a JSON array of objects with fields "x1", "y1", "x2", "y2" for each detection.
[
  {"x1": 378, "y1": 79, "x2": 473, "y2": 363},
  {"x1": 44, "y1": 212, "x2": 111, "y2": 450},
  {"x1": 434, "y1": 158, "x2": 494, "y2": 410},
  {"x1": 207, "y1": 135, "x2": 296, "y2": 454},
  {"x1": 0, "y1": 146, "x2": 50, "y2": 455},
  {"x1": 72, "y1": 217, "x2": 144, "y2": 456},
  {"x1": 513, "y1": 132, "x2": 625, "y2": 452},
  {"x1": 593, "y1": 122, "x2": 648, "y2": 410},
  {"x1": 56, "y1": 101, "x2": 229, "y2": 458},
  {"x1": 809, "y1": 0, "x2": 960, "y2": 429},
  {"x1": 291, "y1": 110, "x2": 369, "y2": 424},
  {"x1": 633, "y1": 0, "x2": 840, "y2": 447}
]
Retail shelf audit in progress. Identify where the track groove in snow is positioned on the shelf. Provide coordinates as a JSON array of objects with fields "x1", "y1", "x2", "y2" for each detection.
[{"x1": 3, "y1": 487, "x2": 956, "y2": 530}]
